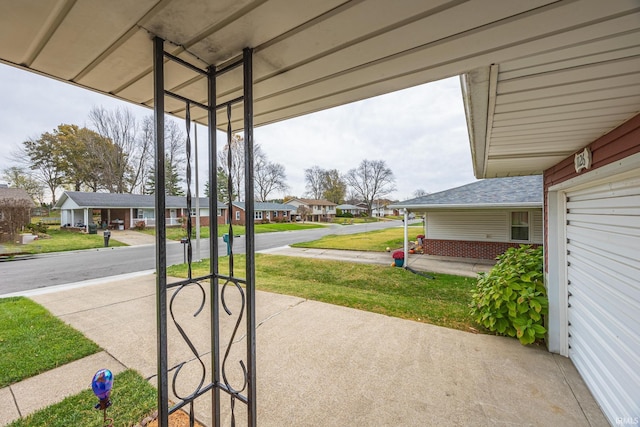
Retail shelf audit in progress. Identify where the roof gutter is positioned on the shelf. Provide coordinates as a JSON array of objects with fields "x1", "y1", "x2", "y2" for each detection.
[
  {"x1": 388, "y1": 202, "x2": 541, "y2": 211},
  {"x1": 460, "y1": 65, "x2": 498, "y2": 179}
]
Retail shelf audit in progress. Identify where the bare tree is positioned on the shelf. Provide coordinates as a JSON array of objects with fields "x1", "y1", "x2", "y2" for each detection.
[
  {"x1": 254, "y1": 150, "x2": 288, "y2": 201},
  {"x1": 89, "y1": 106, "x2": 138, "y2": 193},
  {"x1": 217, "y1": 133, "x2": 245, "y2": 201},
  {"x1": 345, "y1": 159, "x2": 396, "y2": 214},
  {"x1": 304, "y1": 165, "x2": 325, "y2": 199},
  {"x1": 129, "y1": 116, "x2": 154, "y2": 194},
  {"x1": 296, "y1": 205, "x2": 311, "y2": 222},
  {"x1": 413, "y1": 188, "x2": 428, "y2": 198}
]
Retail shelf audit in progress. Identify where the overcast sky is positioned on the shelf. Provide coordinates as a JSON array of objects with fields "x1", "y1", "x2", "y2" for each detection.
[{"x1": 0, "y1": 62, "x2": 477, "y2": 202}]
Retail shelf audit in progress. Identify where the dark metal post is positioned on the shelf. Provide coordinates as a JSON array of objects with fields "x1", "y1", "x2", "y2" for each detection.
[
  {"x1": 208, "y1": 64, "x2": 221, "y2": 427},
  {"x1": 243, "y1": 47, "x2": 257, "y2": 427},
  {"x1": 153, "y1": 36, "x2": 169, "y2": 427}
]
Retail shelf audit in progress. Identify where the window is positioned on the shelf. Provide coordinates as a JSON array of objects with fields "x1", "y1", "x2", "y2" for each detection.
[
  {"x1": 217, "y1": 209, "x2": 221, "y2": 217},
  {"x1": 273, "y1": 211, "x2": 278, "y2": 218},
  {"x1": 511, "y1": 212, "x2": 529, "y2": 241},
  {"x1": 254, "y1": 211, "x2": 263, "y2": 220},
  {"x1": 235, "y1": 211, "x2": 240, "y2": 221},
  {"x1": 190, "y1": 208, "x2": 197, "y2": 216}
]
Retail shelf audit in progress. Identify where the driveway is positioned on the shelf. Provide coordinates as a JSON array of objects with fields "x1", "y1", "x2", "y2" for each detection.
[{"x1": 30, "y1": 274, "x2": 606, "y2": 426}]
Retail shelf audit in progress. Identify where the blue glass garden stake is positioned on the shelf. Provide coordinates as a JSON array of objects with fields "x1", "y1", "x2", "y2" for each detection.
[{"x1": 91, "y1": 369, "x2": 114, "y2": 427}]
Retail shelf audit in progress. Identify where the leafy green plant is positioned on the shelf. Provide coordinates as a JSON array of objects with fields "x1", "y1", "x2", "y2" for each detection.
[
  {"x1": 26, "y1": 222, "x2": 49, "y2": 234},
  {"x1": 470, "y1": 245, "x2": 547, "y2": 345}
]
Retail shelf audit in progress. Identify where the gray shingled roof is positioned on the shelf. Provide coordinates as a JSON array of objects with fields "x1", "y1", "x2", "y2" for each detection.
[
  {"x1": 232, "y1": 201, "x2": 295, "y2": 211},
  {"x1": 336, "y1": 204, "x2": 365, "y2": 210},
  {"x1": 391, "y1": 176, "x2": 543, "y2": 208},
  {"x1": 0, "y1": 187, "x2": 35, "y2": 206},
  {"x1": 55, "y1": 191, "x2": 225, "y2": 209}
]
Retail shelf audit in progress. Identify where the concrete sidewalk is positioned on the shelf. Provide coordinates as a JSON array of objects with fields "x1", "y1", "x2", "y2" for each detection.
[
  {"x1": 1, "y1": 273, "x2": 606, "y2": 426},
  {"x1": 260, "y1": 246, "x2": 495, "y2": 278}
]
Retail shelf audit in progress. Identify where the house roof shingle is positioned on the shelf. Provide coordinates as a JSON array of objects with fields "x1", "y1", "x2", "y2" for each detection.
[
  {"x1": 390, "y1": 176, "x2": 543, "y2": 209},
  {"x1": 0, "y1": 187, "x2": 35, "y2": 206},
  {"x1": 285, "y1": 198, "x2": 337, "y2": 206},
  {"x1": 54, "y1": 191, "x2": 226, "y2": 209},
  {"x1": 232, "y1": 201, "x2": 295, "y2": 211}
]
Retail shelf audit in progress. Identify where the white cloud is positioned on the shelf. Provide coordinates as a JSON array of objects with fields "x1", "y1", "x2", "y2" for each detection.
[{"x1": 0, "y1": 63, "x2": 477, "y2": 202}]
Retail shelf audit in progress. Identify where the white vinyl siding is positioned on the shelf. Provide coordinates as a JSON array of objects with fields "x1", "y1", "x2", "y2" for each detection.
[
  {"x1": 565, "y1": 176, "x2": 640, "y2": 425},
  {"x1": 425, "y1": 209, "x2": 542, "y2": 243},
  {"x1": 532, "y1": 210, "x2": 543, "y2": 242}
]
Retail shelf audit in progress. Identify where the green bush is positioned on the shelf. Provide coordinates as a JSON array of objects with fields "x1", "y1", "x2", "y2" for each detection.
[
  {"x1": 470, "y1": 245, "x2": 547, "y2": 345},
  {"x1": 26, "y1": 222, "x2": 48, "y2": 234}
]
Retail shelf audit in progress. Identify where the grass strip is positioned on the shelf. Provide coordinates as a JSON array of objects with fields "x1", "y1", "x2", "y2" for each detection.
[
  {"x1": 141, "y1": 222, "x2": 324, "y2": 240},
  {"x1": 0, "y1": 297, "x2": 101, "y2": 387},
  {"x1": 8, "y1": 369, "x2": 157, "y2": 427},
  {"x1": 168, "y1": 254, "x2": 480, "y2": 331},
  {"x1": 292, "y1": 225, "x2": 424, "y2": 252},
  {"x1": 4, "y1": 229, "x2": 127, "y2": 255}
]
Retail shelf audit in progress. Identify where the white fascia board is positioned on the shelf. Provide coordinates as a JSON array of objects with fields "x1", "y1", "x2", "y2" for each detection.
[{"x1": 388, "y1": 202, "x2": 541, "y2": 211}]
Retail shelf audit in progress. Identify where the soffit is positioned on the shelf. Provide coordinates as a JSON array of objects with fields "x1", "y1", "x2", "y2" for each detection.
[{"x1": 0, "y1": 0, "x2": 638, "y2": 153}]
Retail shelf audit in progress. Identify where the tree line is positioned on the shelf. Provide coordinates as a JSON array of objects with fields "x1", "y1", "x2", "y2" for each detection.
[
  {"x1": 302, "y1": 160, "x2": 396, "y2": 214},
  {"x1": 3, "y1": 104, "x2": 399, "y2": 209},
  {"x1": 3, "y1": 106, "x2": 289, "y2": 205}
]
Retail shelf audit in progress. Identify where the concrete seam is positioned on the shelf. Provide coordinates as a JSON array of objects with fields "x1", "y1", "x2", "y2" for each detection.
[
  {"x1": 9, "y1": 385, "x2": 22, "y2": 418},
  {"x1": 145, "y1": 299, "x2": 309, "y2": 382},
  {"x1": 58, "y1": 293, "x2": 156, "y2": 317},
  {"x1": 101, "y1": 349, "x2": 129, "y2": 373},
  {"x1": 552, "y1": 354, "x2": 592, "y2": 426}
]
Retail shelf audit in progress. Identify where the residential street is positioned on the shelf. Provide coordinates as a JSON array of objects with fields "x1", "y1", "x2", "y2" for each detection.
[{"x1": 0, "y1": 220, "x2": 406, "y2": 295}]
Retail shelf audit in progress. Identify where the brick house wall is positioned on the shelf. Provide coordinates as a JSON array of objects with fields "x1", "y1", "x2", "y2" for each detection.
[
  {"x1": 543, "y1": 113, "x2": 640, "y2": 269},
  {"x1": 424, "y1": 239, "x2": 541, "y2": 260}
]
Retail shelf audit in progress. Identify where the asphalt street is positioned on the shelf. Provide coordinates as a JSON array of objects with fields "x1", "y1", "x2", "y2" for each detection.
[{"x1": 0, "y1": 221, "x2": 408, "y2": 295}]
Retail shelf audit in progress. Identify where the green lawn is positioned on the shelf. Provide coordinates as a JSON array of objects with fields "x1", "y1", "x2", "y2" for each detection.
[
  {"x1": 0, "y1": 297, "x2": 101, "y2": 388},
  {"x1": 142, "y1": 222, "x2": 324, "y2": 241},
  {"x1": 292, "y1": 225, "x2": 424, "y2": 252},
  {"x1": 8, "y1": 370, "x2": 157, "y2": 427},
  {"x1": 168, "y1": 254, "x2": 480, "y2": 331},
  {"x1": 331, "y1": 217, "x2": 382, "y2": 224},
  {"x1": 1, "y1": 228, "x2": 127, "y2": 256}
]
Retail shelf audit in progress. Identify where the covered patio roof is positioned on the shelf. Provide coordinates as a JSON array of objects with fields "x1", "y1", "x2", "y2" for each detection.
[{"x1": 1, "y1": 0, "x2": 637, "y2": 151}]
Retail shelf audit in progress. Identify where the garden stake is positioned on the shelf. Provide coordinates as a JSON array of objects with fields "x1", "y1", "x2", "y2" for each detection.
[{"x1": 91, "y1": 369, "x2": 114, "y2": 427}]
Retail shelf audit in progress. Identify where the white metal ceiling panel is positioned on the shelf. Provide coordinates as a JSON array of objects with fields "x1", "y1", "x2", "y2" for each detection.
[
  {"x1": 0, "y1": 0, "x2": 639, "y2": 178},
  {"x1": 29, "y1": 0, "x2": 157, "y2": 79}
]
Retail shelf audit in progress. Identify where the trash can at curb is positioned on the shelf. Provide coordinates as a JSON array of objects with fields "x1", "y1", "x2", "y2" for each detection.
[
  {"x1": 88, "y1": 223, "x2": 98, "y2": 234},
  {"x1": 103, "y1": 230, "x2": 111, "y2": 247}
]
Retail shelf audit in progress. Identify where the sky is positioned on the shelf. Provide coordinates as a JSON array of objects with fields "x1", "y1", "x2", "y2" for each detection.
[{"x1": 0, "y1": 62, "x2": 477, "y2": 202}]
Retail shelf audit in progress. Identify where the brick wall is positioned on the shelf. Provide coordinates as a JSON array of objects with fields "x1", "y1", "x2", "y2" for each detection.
[{"x1": 424, "y1": 239, "x2": 541, "y2": 260}]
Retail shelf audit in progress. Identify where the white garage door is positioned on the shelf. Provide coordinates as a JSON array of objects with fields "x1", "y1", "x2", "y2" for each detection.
[{"x1": 566, "y1": 176, "x2": 640, "y2": 424}]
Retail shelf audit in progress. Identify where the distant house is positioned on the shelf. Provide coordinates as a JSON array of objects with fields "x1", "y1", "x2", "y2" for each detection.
[
  {"x1": 229, "y1": 201, "x2": 295, "y2": 225},
  {"x1": 53, "y1": 191, "x2": 227, "y2": 231},
  {"x1": 285, "y1": 198, "x2": 337, "y2": 222},
  {"x1": 389, "y1": 176, "x2": 543, "y2": 260},
  {"x1": 0, "y1": 187, "x2": 35, "y2": 242},
  {"x1": 336, "y1": 204, "x2": 366, "y2": 216}
]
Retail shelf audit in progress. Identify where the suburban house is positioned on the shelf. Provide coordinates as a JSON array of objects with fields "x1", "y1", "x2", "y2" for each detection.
[
  {"x1": 462, "y1": 57, "x2": 640, "y2": 423},
  {"x1": 390, "y1": 176, "x2": 543, "y2": 260},
  {"x1": 2, "y1": 2, "x2": 638, "y2": 424},
  {"x1": 0, "y1": 186, "x2": 35, "y2": 243},
  {"x1": 228, "y1": 201, "x2": 295, "y2": 225},
  {"x1": 285, "y1": 198, "x2": 337, "y2": 222},
  {"x1": 335, "y1": 204, "x2": 366, "y2": 216},
  {"x1": 54, "y1": 191, "x2": 227, "y2": 231}
]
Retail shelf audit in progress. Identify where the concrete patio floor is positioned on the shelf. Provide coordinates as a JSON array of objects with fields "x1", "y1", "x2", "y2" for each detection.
[{"x1": 0, "y1": 273, "x2": 605, "y2": 426}]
